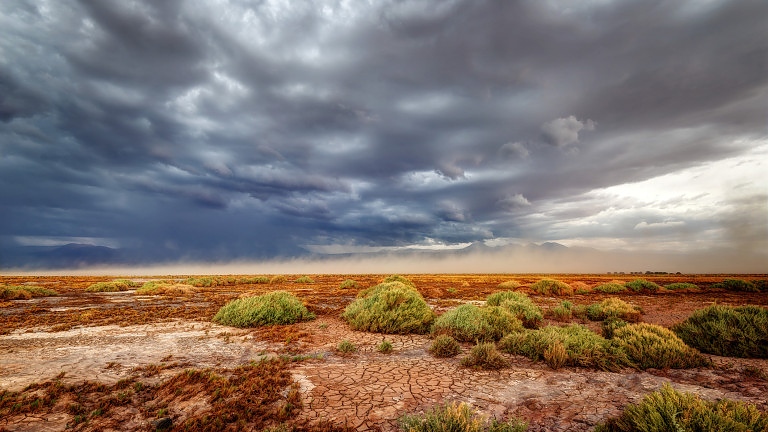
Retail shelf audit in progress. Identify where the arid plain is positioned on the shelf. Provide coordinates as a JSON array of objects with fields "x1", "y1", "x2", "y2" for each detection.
[{"x1": 1, "y1": 274, "x2": 767, "y2": 432}]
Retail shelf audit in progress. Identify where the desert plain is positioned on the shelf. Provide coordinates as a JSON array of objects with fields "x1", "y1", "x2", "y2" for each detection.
[{"x1": 1, "y1": 273, "x2": 767, "y2": 432}]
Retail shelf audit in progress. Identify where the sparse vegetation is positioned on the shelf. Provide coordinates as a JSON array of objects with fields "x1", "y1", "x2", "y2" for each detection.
[
  {"x1": 497, "y1": 280, "x2": 521, "y2": 290},
  {"x1": 431, "y1": 304, "x2": 523, "y2": 342},
  {"x1": 399, "y1": 401, "x2": 527, "y2": 432},
  {"x1": 663, "y1": 282, "x2": 698, "y2": 291},
  {"x1": 85, "y1": 279, "x2": 139, "y2": 292},
  {"x1": 270, "y1": 275, "x2": 287, "y2": 284},
  {"x1": 593, "y1": 282, "x2": 627, "y2": 293},
  {"x1": 213, "y1": 291, "x2": 315, "y2": 328},
  {"x1": 429, "y1": 335, "x2": 462, "y2": 358},
  {"x1": 295, "y1": 275, "x2": 315, "y2": 283},
  {"x1": 339, "y1": 279, "x2": 359, "y2": 289},
  {"x1": 377, "y1": 340, "x2": 393, "y2": 354},
  {"x1": 595, "y1": 384, "x2": 768, "y2": 432},
  {"x1": 499, "y1": 325, "x2": 630, "y2": 371},
  {"x1": 341, "y1": 281, "x2": 435, "y2": 334},
  {"x1": 530, "y1": 279, "x2": 573, "y2": 296},
  {"x1": 548, "y1": 301, "x2": 573, "y2": 322},
  {"x1": 337, "y1": 339, "x2": 357, "y2": 354},
  {"x1": 612, "y1": 323, "x2": 710, "y2": 369},
  {"x1": 0, "y1": 285, "x2": 58, "y2": 300},
  {"x1": 672, "y1": 304, "x2": 768, "y2": 358},
  {"x1": 460, "y1": 342, "x2": 509, "y2": 370},
  {"x1": 624, "y1": 279, "x2": 661, "y2": 292},
  {"x1": 486, "y1": 291, "x2": 543, "y2": 328},
  {"x1": 713, "y1": 278, "x2": 758, "y2": 292},
  {"x1": 586, "y1": 298, "x2": 641, "y2": 322},
  {"x1": 383, "y1": 274, "x2": 416, "y2": 288}
]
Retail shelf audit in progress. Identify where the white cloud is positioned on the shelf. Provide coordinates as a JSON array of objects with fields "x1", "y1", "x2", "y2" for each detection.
[
  {"x1": 541, "y1": 116, "x2": 596, "y2": 147},
  {"x1": 498, "y1": 193, "x2": 531, "y2": 210},
  {"x1": 499, "y1": 141, "x2": 530, "y2": 159}
]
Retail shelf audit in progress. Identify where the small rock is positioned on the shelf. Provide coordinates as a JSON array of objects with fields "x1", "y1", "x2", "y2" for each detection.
[{"x1": 151, "y1": 417, "x2": 172, "y2": 430}]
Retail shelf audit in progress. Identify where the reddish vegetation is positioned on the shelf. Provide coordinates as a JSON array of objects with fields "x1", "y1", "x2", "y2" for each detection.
[{"x1": 1, "y1": 273, "x2": 766, "y2": 431}]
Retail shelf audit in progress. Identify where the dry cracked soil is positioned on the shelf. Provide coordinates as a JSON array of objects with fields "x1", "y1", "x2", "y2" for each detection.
[{"x1": 1, "y1": 274, "x2": 767, "y2": 431}]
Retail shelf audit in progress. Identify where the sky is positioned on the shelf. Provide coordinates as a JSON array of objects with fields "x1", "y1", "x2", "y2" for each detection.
[{"x1": 1, "y1": 0, "x2": 766, "y2": 272}]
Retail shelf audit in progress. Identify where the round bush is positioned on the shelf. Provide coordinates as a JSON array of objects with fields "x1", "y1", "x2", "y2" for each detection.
[
  {"x1": 341, "y1": 281, "x2": 435, "y2": 334},
  {"x1": 672, "y1": 305, "x2": 768, "y2": 358},
  {"x1": 586, "y1": 298, "x2": 641, "y2": 322},
  {"x1": 613, "y1": 323, "x2": 709, "y2": 369},
  {"x1": 487, "y1": 291, "x2": 543, "y2": 328},
  {"x1": 530, "y1": 279, "x2": 573, "y2": 296},
  {"x1": 624, "y1": 279, "x2": 661, "y2": 292},
  {"x1": 431, "y1": 304, "x2": 522, "y2": 342},
  {"x1": 593, "y1": 283, "x2": 627, "y2": 293},
  {"x1": 429, "y1": 335, "x2": 461, "y2": 358},
  {"x1": 460, "y1": 342, "x2": 509, "y2": 370},
  {"x1": 213, "y1": 291, "x2": 315, "y2": 327}
]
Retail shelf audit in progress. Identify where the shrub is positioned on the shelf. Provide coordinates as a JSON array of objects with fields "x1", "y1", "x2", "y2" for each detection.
[
  {"x1": 341, "y1": 281, "x2": 435, "y2": 334},
  {"x1": 713, "y1": 279, "x2": 758, "y2": 292},
  {"x1": 429, "y1": 335, "x2": 462, "y2": 358},
  {"x1": 294, "y1": 276, "x2": 314, "y2": 283},
  {"x1": 431, "y1": 304, "x2": 523, "y2": 342},
  {"x1": 593, "y1": 283, "x2": 627, "y2": 294},
  {"x1": 612, "y1": 323, "x2": 710, "y2": 369},
  {"x1": 269, "y1": 275, "x2": 287, "y2": 284},
  {"x1": 486, "y1": 291, "x2": 543, "y2": 329},
  {"x1": 586, "y1": 298, "x2": 641, "y2": 322},
  {"x1": 595, "y1": 384, "x2": 768, "y2": 432},
  {"x1": 136, "y1": 281, "x2": 194, "y2": 296},
  {"x1": 337, "y1": 340, "x2": 356, "y2": 354},
  {"x1": 377, "y1": 340, "x2": 393, "y2": 354},
  {"x1": 85, "y1": 279, "x2": 139, "y2": 292},
  {"x1": 213, "y1": 291, "x2": 315, "y2": 328},
  {"x1": 460, "y1": 343, "x2": 509, "y2": 370},
  {"x1": 339, "y1": 279, "x2": 359, "y2": 289},
  {"x1": 543, "y1": 341, "x2": 568, "y2": 369},
  {"x1": 601, "y1": 317, "x2": 628, "y2": 339},
  {"x1": 672, "y1": 305, "x2": 768, "y2": 358},
  {"x1": 239, "y1": 276, "x2": 270, "y2": 284},
  {"x1": 754, "y1": 280, "x2": 768, "y2": 292},
  {"x1": 663, "y1": 282, "x2": 698, "y2": 291},
  {"x1": 499, "y1": 325, "x2": 630, "y2": 371},
  {"x1": 530, "y1": 279, "x2": 573, "y2": 296},
  {"x1": 624, "y1": 279, "x2": 661, "y2": 292},
  {"x1": 399, "y1": 401, "x2": 528, "y2": 432},
  {"x1": 185, "y1": 277, "x2": 217, "y2": 287},
  {"x1": 497, "y1": 280, "x2": 521, "y2": 290},
  {"x1": 0, "y1": 285, "x2": 58, "y2": 300},
  {"x1": 549, "y1": 301, "x2": 573, "y2": 322},
  {"x1": 383, "y1": 275, "x2": 415, "y2": 288}
]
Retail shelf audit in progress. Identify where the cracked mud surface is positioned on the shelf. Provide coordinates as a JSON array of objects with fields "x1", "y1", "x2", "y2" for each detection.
[{"x1": 1, "y1": 274, "x2": 767, "y2": 431}]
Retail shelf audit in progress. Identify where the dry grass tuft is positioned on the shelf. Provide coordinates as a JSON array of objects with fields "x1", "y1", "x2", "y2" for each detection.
[
  {"x1": 530, "y1": 279, "x2": 574, "y2": 296},
  {"x1": 460, "y1": 342, "x2": 509, "y2": 370}
]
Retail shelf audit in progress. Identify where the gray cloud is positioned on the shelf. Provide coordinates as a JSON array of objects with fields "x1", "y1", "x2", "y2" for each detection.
[{"x1": 1, "y1": 0, "x2": 766, "y2": 269}]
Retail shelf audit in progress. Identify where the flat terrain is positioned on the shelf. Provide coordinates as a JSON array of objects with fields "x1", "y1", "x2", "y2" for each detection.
[{"x1": 1, "y1": 274, "x2": 767, "y2": 431}]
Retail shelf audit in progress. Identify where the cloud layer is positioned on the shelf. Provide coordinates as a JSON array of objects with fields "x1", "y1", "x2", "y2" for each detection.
[{"x1": 1, "y1": 0, "x2": 766, "y2": 270}]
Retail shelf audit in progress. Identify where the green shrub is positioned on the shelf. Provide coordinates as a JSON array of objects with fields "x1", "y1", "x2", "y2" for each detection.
[
  {"x1": 136, "y1": 281, "x2": 194, "y2": 296},
  {"x1": 339, "y1": 279, "x2": 359, "y2": 289},
  {"x1": 269, "y1": 275, "x2": 287, "y2": 284},
  {"x1": 185, "y1": 277, "x2": 217, "y2": 287},
  {"x1": 543, "y1": 341, "x2": 568, "y2": 369},
  {"x1": 713, "y1": 279, "x2": 758, "y2": 292},
  {"x1": 213, "y1": 291, "x2": 315, "y2": 327},
  {"x1": 431, "y1": 304, "x2": 523, "y2": 342},
  {"x1": 586, "y1": 298, "x2": 641, "y2": 322},
  {"x1": 530, "y1": 279, "x2": 573, "y2": 296},
  {"x1": 294, "y1": 276, "x2": 314, "y2": 283},
  {"x1": 497, "y1": 280, "x2": 521, "y2": 290},
  {"x1": 239, "y1": 276, "x2": 270, "y2": 284},
  {"x1": 601, "y1": 317, "x2": 628, "y2": 339},
  {"x1": 672, "y1": 305, "x2": 768, "y2": 358},
  {"x1": 0, "y1": 285, "x2": 58, "y2": 300},
  {"x1": 754, "y1": 280, "x2": 768, "y2": 292},
  {"x1": 499, "y1": 325, "x2": 630, "y2": 371},
  {"x1": 341, "y1": 281, "x2": 435, "y2": 334},
  {"x1": 663, "y1": 282, "x2": 698, "y2": 291},
  {"x1": 486, "y1": 291, "x2": 543, "y2": 329},
  {"x1": 613, "y1": 323, "x2": 710, "y2": 369},
  {"x1": 595, "y1": 384, "x2": 768, "y2": 432},
  {"x1": 85, "y1": 279, "x2": 139, "y2": 292},
  {"x1": 383, "y1": 275, "x2": 415, "y2": 288},
  {"x1": 624, "y1": 279, "x2": 661, "y2": 292},
  {"x1": 549, "y1": 301, "x2": 573, "y2": 322},
  {"x1": 399, "y1": 401, "x2": 528, "y2": 432},
  {"x1": 337, "y1": 340, "x2": 356, "y2": 354},
  {"x1": 460, "y1": 343, "x2": 509, "y2": 370},
  {"x1": 593, "y1": 283, "x2": 627, "y2": 293},
  {"x1": 429, "y1": 335, "x2": 462, "y2": 358},
  {"x1": 377, "y1": 340, "x2": 393, "y2": 354}
]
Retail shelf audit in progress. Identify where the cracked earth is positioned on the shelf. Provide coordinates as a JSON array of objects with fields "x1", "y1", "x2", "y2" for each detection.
[{"x1": 1, "y1": 274, "x2": 767, "y2": 431}]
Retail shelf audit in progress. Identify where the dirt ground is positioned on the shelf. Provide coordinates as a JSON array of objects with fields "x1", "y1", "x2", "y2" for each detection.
[{"x1": 1, "y1": 274, "x2": 767, "y2": 431}]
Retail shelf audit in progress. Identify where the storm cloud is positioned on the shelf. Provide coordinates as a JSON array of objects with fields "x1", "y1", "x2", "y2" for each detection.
[{"x1": 1, "y1": 0, "x2": 766, "y2": 270}]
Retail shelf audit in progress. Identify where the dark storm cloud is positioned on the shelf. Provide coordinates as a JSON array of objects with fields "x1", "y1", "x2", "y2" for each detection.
[{"x1": 1, "y1": 0, "x2": 766, "y2": 268}]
